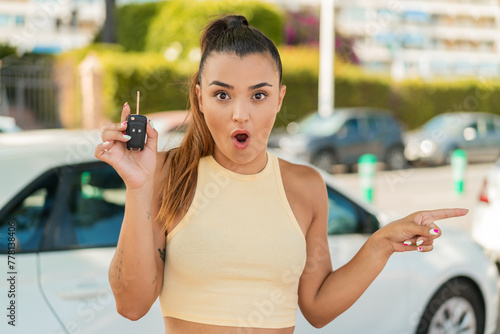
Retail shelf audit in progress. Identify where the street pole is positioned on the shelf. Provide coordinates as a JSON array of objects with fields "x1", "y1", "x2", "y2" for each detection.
[{"x1": 318, "y1": 0, "x2": 334, "y2": 118}]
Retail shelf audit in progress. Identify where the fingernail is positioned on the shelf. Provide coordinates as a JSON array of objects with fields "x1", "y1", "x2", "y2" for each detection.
[
  {"x1": 104, "y1": 148, "x2": 108, "y2": 152},
  {"x1": 148, "y1": 119, "x2": 155, "y2": 129},
  {"x1": 103, "y1": 141, "x2": 110, "y2": 146},
  {"x1": 123, "y1": 102, "x2": 128, "y2": 109},
  {"x1": 416, "y1": 240, "x2": 424, "y2": 246},
  {"x1": 417, "y1": 247, "x2": 423, "y2": 252},
  {"x1": 430, "y1": 229, "x2": 439, "y2": 235},
  {"x1": 121, "y1": 121, "x2": 127, "y2": 127},
  {"x1": 123, "y1": 134, "x2": 132, "y2": 140},
  {"x1": 403, "y1": 241, "x2": 412, "y2": 246}
]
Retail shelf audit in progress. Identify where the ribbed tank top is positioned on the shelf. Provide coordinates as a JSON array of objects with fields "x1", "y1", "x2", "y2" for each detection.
[{"x1": 159, "y1": 152, "x2": 307, "y2": 328}]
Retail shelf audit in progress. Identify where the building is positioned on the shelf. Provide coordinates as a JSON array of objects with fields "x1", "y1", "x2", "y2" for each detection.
[
  {"x1": 334, "y1": 0, "x2": 500, "y2": 79},
  {"x1": 2, "y1": 0, "x2": 499, "y2": 79},
  {"x1": 0, "y1": 0, "x2": 105, "y2": 54}
]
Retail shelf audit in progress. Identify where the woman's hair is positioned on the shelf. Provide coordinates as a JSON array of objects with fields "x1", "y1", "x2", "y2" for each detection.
[{"x1": 157, "y1": 14, "x2": 283, "y2": 233}]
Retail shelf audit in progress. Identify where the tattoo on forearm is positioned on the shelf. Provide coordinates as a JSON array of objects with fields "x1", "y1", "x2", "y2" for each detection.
[
  {"x1": 115, "y1": 248, "x2": 124, "y2": 280},
  {"x1": 147, "y1": 209, "x2": 151, "y2": 220},
  {"x1": 158, "y1": 248, "x2": 166, "y2": 263}
]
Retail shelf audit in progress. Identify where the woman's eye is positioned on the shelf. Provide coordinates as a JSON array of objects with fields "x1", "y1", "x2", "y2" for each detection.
[
  {"x1": 253, "y1": 92, "x2": 267, "y2": 101},
  {"x1": 215, "y1": 92, "x2": 229, "y2": 101}
]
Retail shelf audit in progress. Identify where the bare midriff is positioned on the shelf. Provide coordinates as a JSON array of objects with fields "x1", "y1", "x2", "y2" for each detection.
[{"x1": 164, "y1": 317, "x2": 295, "y2": 334}]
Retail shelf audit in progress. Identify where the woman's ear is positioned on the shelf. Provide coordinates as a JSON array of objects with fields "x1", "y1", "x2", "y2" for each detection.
[
  {"x1": 196, "y1": 84, "x2": 203, "y2": 113},
  {"x1": 277, "y1": 85, "x2": 286, "y2": 113}
]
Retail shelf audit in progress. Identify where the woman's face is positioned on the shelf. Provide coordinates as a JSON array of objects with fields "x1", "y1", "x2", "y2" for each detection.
[{"x1": 197, "y1": 52, "x2": 286, "y2": 174}]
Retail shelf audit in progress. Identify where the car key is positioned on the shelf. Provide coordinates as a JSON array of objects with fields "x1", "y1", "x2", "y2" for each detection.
[{"x1": 126, "y1": 91, "x2": 147, "y2": 151}]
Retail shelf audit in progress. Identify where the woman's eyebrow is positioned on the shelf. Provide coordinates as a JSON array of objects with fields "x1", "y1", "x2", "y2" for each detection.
[
  {"x1": 208, "y1": 81, "x2": 273, "y2": 90},
  {"x1": 209, "y1": 80, "x2": 233, "y2": 89},
  {"x1": 249, "y1": 82, "x2": 273, "y2": 90}
]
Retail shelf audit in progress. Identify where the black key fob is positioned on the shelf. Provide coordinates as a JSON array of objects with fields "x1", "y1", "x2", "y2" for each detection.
[{"x1": 126, "y1": 114, "x2": 147, "y2": 151}]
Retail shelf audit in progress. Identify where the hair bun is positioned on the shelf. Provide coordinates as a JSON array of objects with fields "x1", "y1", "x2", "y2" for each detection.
[{"x1": 227, "y1": 15, "x2": 249, "y2": 28}]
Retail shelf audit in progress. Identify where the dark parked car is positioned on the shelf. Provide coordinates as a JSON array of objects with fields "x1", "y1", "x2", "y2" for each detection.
[
  {"x1": 268, "y1": 108, "x2": 407, "y2": 172},
  {"x1": 404, "y1": 112, "x2": 500, "y2": 165}
]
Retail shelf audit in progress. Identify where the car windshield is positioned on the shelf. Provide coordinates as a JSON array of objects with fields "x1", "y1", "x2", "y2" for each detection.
[
  {"x1": 298, "y1": 113, "x2": 344, "y2": 136},
  {"x1": 423, "y1": 114, "x2": 469, "y2": 134}
]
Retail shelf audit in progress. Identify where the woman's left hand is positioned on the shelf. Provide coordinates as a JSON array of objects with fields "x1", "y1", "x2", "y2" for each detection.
[{"x1": 375, "y1": 208, "x2": 469, "y2": 254}]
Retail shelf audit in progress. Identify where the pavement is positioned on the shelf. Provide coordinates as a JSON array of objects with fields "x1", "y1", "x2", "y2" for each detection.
[
  {"x1": 333, "y1": 162, "x2": 494, "y2": 232},
  {"x1": 333, "y1": 162, "x2": 500, "y2": 334}
]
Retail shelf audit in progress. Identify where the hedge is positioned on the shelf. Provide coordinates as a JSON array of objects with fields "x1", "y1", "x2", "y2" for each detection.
[
  {"x1": 58, "y1": 44, "x2": 500, "y2": 130},
  {"x1": 391, "y1": 78, "x2": 500, "y2": 129},
  {"x1": 97, "y1": 51, "x2": 192, "y2": 121}
]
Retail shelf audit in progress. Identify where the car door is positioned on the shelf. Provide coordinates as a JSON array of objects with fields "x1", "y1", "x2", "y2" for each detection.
[
  {"x1": 294, "y1": 184, "x2": 408, "y2": 333},
  {"x1": 0, "y1": 170, "x2": 68, "y2": 333},
  {"x1": 365, "y1": 115, "x2": 385, "y2": 157},
  {"x1": 30, "y1": 162, "x2": 163, "y2": 334},
  {"x1": 461, "y1": 121, "x2": 482, "y2": 161},
  {"x1": 335, "y1": 117, "x2": 368, "y2": 165},
  {"x1": 461, "y1": 118, "x2": 499, "y2": 162},
  {"x1": 478, "y1": 117, "x2": 500, "y2": 161}
]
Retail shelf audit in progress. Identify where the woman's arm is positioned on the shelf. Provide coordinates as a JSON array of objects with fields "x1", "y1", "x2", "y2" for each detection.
[
  {"x1": 108, "y1": 153, "x2": 168, "y2": 320},
  {"x1": 95, "y1": 103, "x2": 167, "y2": 320},
  {"x1": 296, "y1": 168, "x2": 467, "y2": 328}
]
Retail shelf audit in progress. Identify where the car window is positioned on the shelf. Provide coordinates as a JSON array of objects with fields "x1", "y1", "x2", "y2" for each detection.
[
  {"x1": 326, "y1": 186, "x2": 379, "y2": 234},
  {"x1": 63, "y1": 164, "x2": 125, "y2": 249},
  {"x1": 338, "y1": 118, "x2": 360, "y2": 138},
  {"x1": 468, "y1": 122, "x2": 478, "y2": 131},
  {"x1": 298, "y1": 112, "x2": 344, "y2": 137},
  {"x1": 0, "y1": 172, "x2": 59, "y2": 253},
  {"x1": 426, "y1": 114, "x2": 464, "y2": 134},
  {"x1": 485, "y1": 120, "x2": 495, "y2": 135}
]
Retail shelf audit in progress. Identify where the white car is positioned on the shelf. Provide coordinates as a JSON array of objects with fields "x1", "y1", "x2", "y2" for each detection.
[
  {"x1": 0, "y1": 129, "x2": 498, "y2": 334},
  {"x1": 0, "y1": 116, "x2": 22, "y2": 133},
  {"x1": 473, "y1": 158, "x2": 500, "y2": 264}
]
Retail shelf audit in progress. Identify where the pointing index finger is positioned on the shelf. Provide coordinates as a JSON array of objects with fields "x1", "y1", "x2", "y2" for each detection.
[{"x1": 419, "y1": 208, "x2": 469, "y2": 225}]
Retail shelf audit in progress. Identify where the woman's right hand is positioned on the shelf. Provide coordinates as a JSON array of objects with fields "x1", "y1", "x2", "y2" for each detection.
[{"x1": 95, "y1": 102, "x2": 158, "y2": 189}]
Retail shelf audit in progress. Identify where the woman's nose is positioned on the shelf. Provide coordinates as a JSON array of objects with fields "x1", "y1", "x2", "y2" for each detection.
[{"x1": 232, "y1": 101, "x2": 249, "y2": 123}]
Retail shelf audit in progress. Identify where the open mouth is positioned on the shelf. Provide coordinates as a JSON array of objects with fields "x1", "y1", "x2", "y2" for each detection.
[
  {"x1": 232, "y1": 130, "x2": 250, "y2": 149},
  {"x1": 235, "y1": 133, "x2": 248, "y2": 143}
]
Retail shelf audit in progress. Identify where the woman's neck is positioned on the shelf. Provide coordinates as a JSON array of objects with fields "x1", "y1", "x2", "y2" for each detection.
[{"x1": 212, "y1": 149, "x2": 268, "y2": 175}]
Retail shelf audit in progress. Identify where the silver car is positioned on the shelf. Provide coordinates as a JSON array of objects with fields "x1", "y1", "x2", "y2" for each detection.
[{"x1": 405, "y1": 112, "x2": 500, "y2": 165}]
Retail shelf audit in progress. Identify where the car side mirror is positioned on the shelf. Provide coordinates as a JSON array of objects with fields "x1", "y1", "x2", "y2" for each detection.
[{"x1": 463, "y1": 127, "x2": 477, "y2": 141}]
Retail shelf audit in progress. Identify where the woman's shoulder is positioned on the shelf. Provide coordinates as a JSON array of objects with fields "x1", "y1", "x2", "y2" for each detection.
[{"x1": 277, "y1": 157, "x2": 325, "y2": 194}]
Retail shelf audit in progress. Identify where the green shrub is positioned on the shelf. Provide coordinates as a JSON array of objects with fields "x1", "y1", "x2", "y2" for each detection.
[
  {"x1": 144, "y1": 0, "x2": 284, "y2": 56},
  {"x1": 98, "y1": 51, "x2": 195, "y2": 121},
  {"x1": 0, "y1": 43, "x2": 16, "y2": 59},
  {"x1": 116, "y1": 2, "x2": 165, "y2": 52}
]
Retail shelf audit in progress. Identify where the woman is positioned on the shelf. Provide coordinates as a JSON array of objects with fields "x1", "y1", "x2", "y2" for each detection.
[{"x1": 95, "y1": 15, "x2": 467, "y2": 333}]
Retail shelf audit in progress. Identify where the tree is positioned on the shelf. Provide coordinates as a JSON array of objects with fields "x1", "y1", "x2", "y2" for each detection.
[{"x1": 102, "y1": 0, "x2": 117, "y2": 43}]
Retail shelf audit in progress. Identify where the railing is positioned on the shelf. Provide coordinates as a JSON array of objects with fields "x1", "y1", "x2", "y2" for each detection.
[{"x1": 0, "y1": 55, "x2": 60, "y2": 130}]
